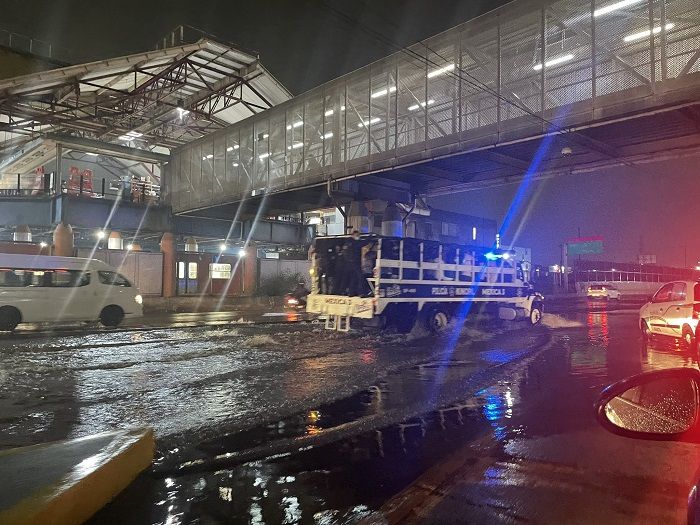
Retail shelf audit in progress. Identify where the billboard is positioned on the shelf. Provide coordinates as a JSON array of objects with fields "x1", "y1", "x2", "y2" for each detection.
[{"x1": 567, "y1": 236, "x2": 603, "y2": 256}]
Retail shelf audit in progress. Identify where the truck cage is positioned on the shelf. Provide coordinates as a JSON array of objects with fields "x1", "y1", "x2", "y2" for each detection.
[{"x1": 307, "y1": 234, "x2": 543, "y2": 332}]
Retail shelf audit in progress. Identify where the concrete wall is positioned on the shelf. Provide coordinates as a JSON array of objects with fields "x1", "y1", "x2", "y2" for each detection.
[
  {"x1": 259, "y1": 259, "x2": 311, "y2": 286},
  {"x1": 78, "y1": 249, "x2": 164, "y2": 296},
  {"x1": 576, "y1": 280, "x2": 660, "y2": 296},
  {"x1": 0, "y1": 198, "x2": 54, "y2": 227}
]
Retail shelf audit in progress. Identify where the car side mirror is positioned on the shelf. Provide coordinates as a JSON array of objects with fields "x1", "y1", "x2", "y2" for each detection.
[{"x1": 595, "y1": 368, "x2": 700, "y2": 443}]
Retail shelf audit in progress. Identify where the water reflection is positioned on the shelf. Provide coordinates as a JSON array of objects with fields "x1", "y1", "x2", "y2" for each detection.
[{"x1": 587, "y1": 308, "x2": 609, "y2": 347}]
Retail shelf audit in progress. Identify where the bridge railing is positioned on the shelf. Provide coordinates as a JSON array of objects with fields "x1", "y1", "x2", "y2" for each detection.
[{"x1": 166, "y1": 0, "x2": 700, "y2": 213}]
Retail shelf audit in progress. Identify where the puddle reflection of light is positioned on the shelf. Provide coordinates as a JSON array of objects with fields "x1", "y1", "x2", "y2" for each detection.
[
  {"x1": 360, "y1": 348, "x2": 376, "y2": 364},
  {"x1": 282, "y1": 495, "x2": 301, "y2": 524},
  {"x1": 586, "y1": 309, "x2": 609, "y2": 347},
  {"x1": 250, "y1": 502, "x2": 264, "y2": 524},
  {"x1": 480, "y1": 349, "x2": 516, "y2": 364}
]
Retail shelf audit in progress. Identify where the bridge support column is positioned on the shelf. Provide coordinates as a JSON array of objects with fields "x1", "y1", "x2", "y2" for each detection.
[
  {"x1": 53, "y1": 223, "x2": 74, "y2": 256},
  {"x1": 160, "y1": 232, "x2": 176, "y2": 298},
  {"x1": 381, "y1": 202, "x2": 403, "y2": 237},
  {"x1": 347, "y1": 201, "x2": 369, "y2": 234}
]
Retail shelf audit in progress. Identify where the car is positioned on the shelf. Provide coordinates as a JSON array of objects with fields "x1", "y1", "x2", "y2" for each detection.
[
  {"x1": 639, "y1": 280, "x2": 700, "y2": 350},
  {"x1": 586, "y1": 284, "x2": 622, "y2": 300},
  {"x1": 595, "y1": 367, "x2": 700, "y2": 524}
]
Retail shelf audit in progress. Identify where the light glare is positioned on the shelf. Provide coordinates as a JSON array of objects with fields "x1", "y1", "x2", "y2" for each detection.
[
  {"x1": 427, "y1": 64, "x2": 455, "y2": 78},
  {"x1": 594, "y1": 0, "x2": 644, "y2": 17},
  {"x1": 623, "y1": 23, "x2": 674, "y2": 42},
  {"x1": 533, "y1": 53, "x2": 575, "y2": 71}
]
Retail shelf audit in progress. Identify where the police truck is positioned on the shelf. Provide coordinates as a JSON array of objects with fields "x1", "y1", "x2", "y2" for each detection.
[{"x1": 307, "y1": 234, "x2": 544, "y2": 333}]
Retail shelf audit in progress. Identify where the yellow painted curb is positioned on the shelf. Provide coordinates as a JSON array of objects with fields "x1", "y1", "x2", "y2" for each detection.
[{"x1": 0, "y1": 427, "x2": 154, "y2": 525}]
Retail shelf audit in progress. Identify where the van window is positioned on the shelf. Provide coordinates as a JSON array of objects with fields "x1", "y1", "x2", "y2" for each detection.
[
  {"x1": 0, "y1": 269, "x2": 25, "y2": 287},
  {"x1": 98, "y1": 271, "x2": 131, "y2": 287},
  {"x1": 0, "y1": 268, "x2": 90, "y2": 287}
]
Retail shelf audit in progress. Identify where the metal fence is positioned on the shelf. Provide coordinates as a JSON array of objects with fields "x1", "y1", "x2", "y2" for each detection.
[
  {"x1": 166, "y1": 0, "x2": 700, "y2": 213},
  {"x1": 0, "y1": 173, "x2": 160, "y2": 204}
]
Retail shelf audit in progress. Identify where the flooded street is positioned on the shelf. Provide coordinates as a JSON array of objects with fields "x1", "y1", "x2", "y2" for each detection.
[{"x1": 2, "y1": 303, "x2": 699, "y2": 523}]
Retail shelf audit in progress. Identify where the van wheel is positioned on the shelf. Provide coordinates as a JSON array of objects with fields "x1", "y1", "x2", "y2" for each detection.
[
  {"x1": 529, "y1": 304, "x2": 543, "y2": 326},
  {"x1": 100, "y1": 305, "x2": 124, "y2": 327},
  {"x1": 0, "y1": 306, "x2": 21, "y2": 331},
  {"x1": 682, "y1": 325, "x2": 695, "y2": 350},
  {"x1": 425, "y1": 308, "x2": 450, "y2": 334}
]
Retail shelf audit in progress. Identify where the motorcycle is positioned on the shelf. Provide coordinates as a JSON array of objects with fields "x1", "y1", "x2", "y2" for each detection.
[{"x1": 283, "y1": 286, "x2": 308, "y2": 310}]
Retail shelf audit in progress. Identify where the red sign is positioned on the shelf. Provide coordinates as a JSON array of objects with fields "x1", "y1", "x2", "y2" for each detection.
[{"x1": 67, "y1": 167, "x2": 93, "y2": 196}]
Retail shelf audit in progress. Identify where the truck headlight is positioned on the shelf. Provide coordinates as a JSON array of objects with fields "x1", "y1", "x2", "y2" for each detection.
[{"x1": 134, "y1": 294, "x2": 143, "y2": 305}]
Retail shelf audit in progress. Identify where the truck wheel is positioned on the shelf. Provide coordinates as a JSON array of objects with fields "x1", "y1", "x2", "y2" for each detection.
[
  {"x1": 100, "y1": 305, "x2": 124, "y2": 327},
  {"x1": 529, "y1": 304, "x2": 543, "y2": 326},
  {"x1": 425, "y1": 308, "x2": 450, "y2": 334},
  {"x1": 0, "y1": 306, "x2": 21, "y2": 331}
]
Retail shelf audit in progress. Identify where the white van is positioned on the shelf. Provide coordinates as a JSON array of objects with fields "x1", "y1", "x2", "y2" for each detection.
[{"x1": 0, "y1": 254, "x2": 143, "y2": 331}]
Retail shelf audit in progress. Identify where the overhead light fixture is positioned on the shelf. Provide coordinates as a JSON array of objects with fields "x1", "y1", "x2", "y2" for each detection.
[
  {"x1": 85, "y1": 152, "x2": 99, "y2": 156},
  {"x1": 177, "y1": 107, "x2": 190, "y2": 118},
  {"x1": 322, "y1": 132, "x2": 334, "y2": 139},
  {"x1": 533, "y1": 53, "x2": 575, "y2": 71},
  {"x1": 39, "y1": 241, "x2": 47, "y2": 248},
  {"x1": 427, "y1": 63, "x2": 455, "y2": 78},
  {"x1": 232, "y1": 162, "x2": 239, "y2": 167},
  {"x1": 357, "y1": 117, "x2": 381, "y2": 128},
  {"x1": 126, "y1": 130, "x2": 143, "y2": 138},
  {"x1": 594, "y1": 0, "x2": 644, "y2": 17},
  {"x1": 324, "y1": 107, "x2": 345, "y2": 117},
  {"x1": 286, "y1": 121, "x2": 304, "y2": 130},
  {"x1": 118, "y1": 135, "x2": 133, "y2": 141},
  {"x1": 408, "y1": 99, "x2": 435, "y2": 111},
  {"x1": 623, "y1": 22, "x2": 674, "y2": 42},
  {"x1": 371, "y1": 86, "x2": 396, "y2": 98},
  {"x1": 258, "y1": 152, "x2": 270, "y2": 160},
  {"x1": 226, "y1": 144, "x2": 240, "y2": 152},
  {"x1": 287, "y1": 142, "x2": 304, "y2": 150},
  {"x1": 263, "y1": 133, "x2": 269, "y2": 139},
  {"x1": 201, "y1": 154, "x2": 214, "y2": 160}
]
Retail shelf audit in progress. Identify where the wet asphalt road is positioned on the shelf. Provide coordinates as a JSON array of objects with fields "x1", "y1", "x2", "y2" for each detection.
[{"x1": 3, "y1": 301, "x2": 700, "y2": 523}]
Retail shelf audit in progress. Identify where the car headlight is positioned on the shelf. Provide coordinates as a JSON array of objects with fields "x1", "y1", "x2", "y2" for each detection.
[{"x1": 134, "y1": 294, "x2": 143, "y2": 305}]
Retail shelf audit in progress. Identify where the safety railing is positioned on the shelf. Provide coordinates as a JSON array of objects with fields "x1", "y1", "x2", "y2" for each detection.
[
  {"x1": 166, "y1": 0, "x2": 700, "y2": 214},
  {"x1": 0, "y1": 174, "x2": 160, "y2": 204}
]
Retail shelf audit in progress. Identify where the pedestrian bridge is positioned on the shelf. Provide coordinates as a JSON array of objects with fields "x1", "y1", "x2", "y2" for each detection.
[{"x1": 165, "y1": 0, "x2": 700, "y2": 216}]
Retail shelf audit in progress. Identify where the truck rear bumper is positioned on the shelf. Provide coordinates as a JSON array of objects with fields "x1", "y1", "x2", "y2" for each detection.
[{"x1": 306, "y1": 294, "x2": 375, "y2": 319}]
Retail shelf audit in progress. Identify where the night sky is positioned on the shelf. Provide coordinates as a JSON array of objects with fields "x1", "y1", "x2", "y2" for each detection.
[{"x1": 4, "y1": 1, "x2": 699, "y2": 266}]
